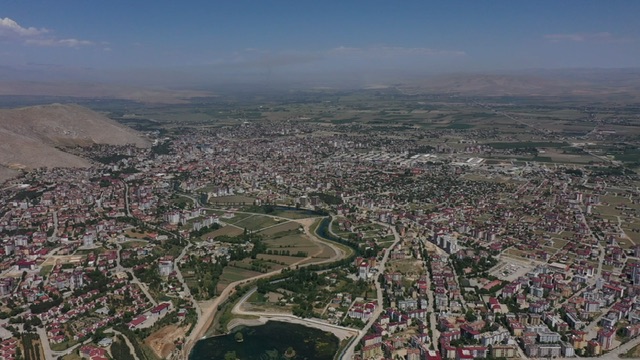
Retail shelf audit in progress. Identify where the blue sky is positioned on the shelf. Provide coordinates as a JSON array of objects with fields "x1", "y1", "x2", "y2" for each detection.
[{"x1": 1, "y1": 1, "x2": 639, "y2": 84}]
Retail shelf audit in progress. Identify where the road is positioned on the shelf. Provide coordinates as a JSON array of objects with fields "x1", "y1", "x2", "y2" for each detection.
[
  {"x1": 50, "y1": 211, "x2": 59, "y2": 242},
  {"x1": 123, "y1": 181, "x2": 132, "y2": 217},
  {"x1": 174, "y1": 242, "x2": 202, "y2": 319},
  {"x1": 422, "y1": 245, "x2": 440, "y2": 346},
  {"x1": 339, "y1": 222, "x2": 402, "y2": 360},
  {"x1": 36, "y1": 327, "x2": 54, "y2": 360}
]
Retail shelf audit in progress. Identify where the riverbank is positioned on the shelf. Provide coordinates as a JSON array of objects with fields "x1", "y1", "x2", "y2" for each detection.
[{"x1": 226, "y1": 315, "x2": 358, "y2": 341}]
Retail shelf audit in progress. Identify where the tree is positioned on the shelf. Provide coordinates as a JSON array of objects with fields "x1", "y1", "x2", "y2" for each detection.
[
  {"x1": 285, "y1": 346, "x2": 296, "y2": 358},
  {"x1": 234, "y1": 332, "x2": 244, "y2": 343},
  {"x1": 224, "y1": 351, "x2": 237, "y2": 360},
  {"x1": 465, "y1": 309, "x2": 477, "y2": 322}
]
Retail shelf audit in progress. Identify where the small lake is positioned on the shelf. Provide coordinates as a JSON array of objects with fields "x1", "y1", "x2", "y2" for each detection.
[{"x1": 189, "y1": 321, "x2": 340, "y2": 360}]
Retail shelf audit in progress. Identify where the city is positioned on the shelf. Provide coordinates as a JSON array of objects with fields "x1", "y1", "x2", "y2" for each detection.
[{"x1": 0, "y1": 103, "x2": 639, "y2": 359}]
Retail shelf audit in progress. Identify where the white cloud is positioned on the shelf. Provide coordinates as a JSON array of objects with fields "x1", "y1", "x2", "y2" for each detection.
[
  {"x1": 1, "y1": 17, "x2": 94, "y2": 48},
  {"x1": 544, "y1": 32, "x2": 631, "y2": 43},
  {"x1": 0, "y1": 17, "x2": 48, "y2": 37},
  {"x1": 26, "y1": 38, "x2": 94, "y2": 47}
]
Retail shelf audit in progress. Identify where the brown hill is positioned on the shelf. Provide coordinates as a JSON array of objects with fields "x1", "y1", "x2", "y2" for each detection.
[{"x1": 0, "y1": 103, "x2": 149, "y2": 172}]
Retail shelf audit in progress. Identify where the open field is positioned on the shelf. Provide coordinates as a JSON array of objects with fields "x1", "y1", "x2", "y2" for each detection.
[
  {"x1": 207, "y1": 195, "x2": 255, "y2": 206},
  {"x1": 198, "y1": 225, "x2": 243, "y2": 240},
  {"x1": 224, "y1": 212, "x2": 252, "y2": 223},
  {"x1": 258, "y1": 221, "x2": 301, "y2": 236},
  {"x1": 217, "y1": 266, "x2": 263, "y2": 293},
  {"x1": 232, "y1": 215, "x2": 282, "y2": 231},
  {"x1": 264, "y1": 233, "x2": 320, "y2": 255},
  {"x1": 257, "y1": 253, "x2": 304, "y2": 266},
  {"x1": 123, "y1": 229, "x2": 157, "y2": 239},
  {"x1": 270, "y1": 209, "x2": 321, "y2": 219},
  {"x1": 299, "y1": 241, "x2": 337, "y2": 265},
  {"x1": 120, "y1": 240, "x2": 149, "y2": 249}
]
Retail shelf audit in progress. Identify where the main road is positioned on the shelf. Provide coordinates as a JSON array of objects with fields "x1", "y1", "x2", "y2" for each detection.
[{"x1": 339, "y1": 222, "x2": 402, "y2": 360}]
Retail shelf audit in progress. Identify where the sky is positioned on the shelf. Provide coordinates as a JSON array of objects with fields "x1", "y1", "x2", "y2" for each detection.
[{"x1": 1, "y1": 1, "x2": 639, "y2": 86}]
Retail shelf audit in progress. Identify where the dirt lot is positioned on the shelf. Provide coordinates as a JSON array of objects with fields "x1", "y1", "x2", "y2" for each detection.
[{"x1": 145, "y1": 324, "x2": 188, "y2": 359}]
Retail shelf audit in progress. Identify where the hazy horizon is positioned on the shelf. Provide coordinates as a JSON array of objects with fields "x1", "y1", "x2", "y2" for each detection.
[{"x1": 1, "y1": 1, "x2": 639, "y2": 88}]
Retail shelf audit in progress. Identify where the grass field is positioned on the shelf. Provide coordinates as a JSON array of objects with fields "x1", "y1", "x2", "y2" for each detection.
[
  {"x1": 217, "y1": 266, "x2": 263, "y2": 292},
  {"x1": 223, "y1": 212, "x2": 251, "y2": 224},
  {"x1": 270, "y1": 209, "x2": 320, "y2": 219},
  {"x1": 124, "y1": 229, "x2": 157, "y2": 240},
  {"x1": 265, "y1": 233, "x2": 319, "y2": 252},
  {"x1": 207, "y1": 195, "x2": 256, "y2": 205},
  {"x1": 233, "y1": 215, "x2": 282, "y2": 231},
  {"x1": 258, "y1": 221, "x2": 301, "y2": 236},
  {"x1": 198, "y1": 225, "x2": 243, "y2": 241},
  {"x1": 257, "y1": 253, "x2": 303, "y2": 266},
  {"x1": 120, "y1": 240, "x2": 149, "y2": 249}
]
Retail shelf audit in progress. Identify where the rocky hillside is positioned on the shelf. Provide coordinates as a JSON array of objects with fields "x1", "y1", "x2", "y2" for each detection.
[{"x1": 0, "y1": 104, "x2": 149, "y2": 173}]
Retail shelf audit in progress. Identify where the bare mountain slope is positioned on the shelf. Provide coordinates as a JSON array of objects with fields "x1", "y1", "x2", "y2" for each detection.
[
  {"x1": 0, "y1": 166, "x2": 19, "y2": 183},
  {"x1": 0, "y1": 103, "x2": 149, "y2": 171}
]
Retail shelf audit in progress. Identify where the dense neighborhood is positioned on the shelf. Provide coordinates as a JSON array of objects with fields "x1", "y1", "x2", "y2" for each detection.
[{"x1": 0, "y1": 120, "x2": 638, "y2": 360}]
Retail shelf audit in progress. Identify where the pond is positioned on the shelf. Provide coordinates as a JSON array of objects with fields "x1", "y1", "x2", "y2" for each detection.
[{"x1": 189, "y1": 321, "x2": 340, "y2": 360}]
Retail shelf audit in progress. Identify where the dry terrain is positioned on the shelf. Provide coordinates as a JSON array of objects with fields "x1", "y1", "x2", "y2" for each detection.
[
  {"x1": 145, "y1": 324, "x2": 188, "y2": 358},
  {"x1": 0, "y1": 103, "x2": 149, "y2": 170},
  {"x1": 0, "y1": 167, "x2": 18, "y2": 183}
]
